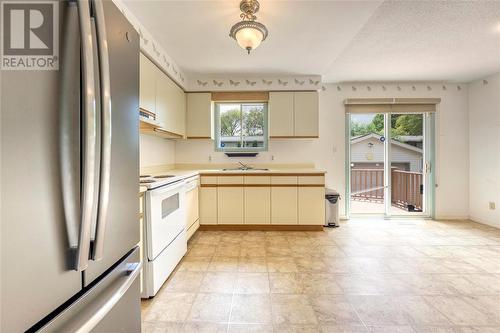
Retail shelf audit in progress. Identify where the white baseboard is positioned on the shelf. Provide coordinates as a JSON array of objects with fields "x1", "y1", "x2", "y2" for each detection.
[{"x1": 469, "y1": 215, "x2": 500, "y2": 229}]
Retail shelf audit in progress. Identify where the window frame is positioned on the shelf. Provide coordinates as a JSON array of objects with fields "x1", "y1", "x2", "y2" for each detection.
[{"x1": 214, "y1": 101, "x2": 269, "y2": 152}]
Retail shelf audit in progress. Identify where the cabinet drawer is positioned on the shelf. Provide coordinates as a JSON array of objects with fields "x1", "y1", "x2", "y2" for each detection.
[
  {"x1": 271, "y1": 176, "x2": 298, "y2": 185},
  {"x1": 244, "y1": 176, "x2": 271, "y2": 185},
  {"x1": 200, "y1": 176, "x2": 217, "y2": 185},
  {"x1": 218, "y1": 176, "x2": 244, "y2": 185},
  {"x1": 298, "y1": 176, "x2": 325, "y2": 185}
]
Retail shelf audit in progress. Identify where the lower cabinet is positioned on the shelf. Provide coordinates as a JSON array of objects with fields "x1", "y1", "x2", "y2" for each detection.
[
  {"x1": 199, "y1": 174, "x2": 325, "y2": 226},
  {"x1": 186, "y1": 186, "x2": 199, "y2": 239},
  {"x1": 298, "y1": 187, "x2": 325, "y2": 225},
  {"x1": 271, "y1": 187, "x2": 298, "y2": 224},
  {"x1": 245, "y1": 187, "x2": 271, "y2": 224},
  {"x1": 199, "y1": 187, "x2": 217, "y2": 225},
  {"x1": 217, "y1": 187, "x2": 244, "y2": 224}
]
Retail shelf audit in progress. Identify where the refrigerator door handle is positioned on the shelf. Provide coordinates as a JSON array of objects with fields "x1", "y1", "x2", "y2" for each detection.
[
  {"x1": 73, "y1": 262, "x2": 142, "y2": 333},
  {"x1": 92, "y1": 0, "x2": 112, "y2": 261},
  {"x1": 77, "y1": 0, "x2": 97, "y2": 271}
]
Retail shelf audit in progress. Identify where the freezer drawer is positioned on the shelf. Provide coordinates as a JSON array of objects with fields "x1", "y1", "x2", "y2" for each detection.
[{"x1": 38, "y1": 247, "x2": 141, "y2": 333}]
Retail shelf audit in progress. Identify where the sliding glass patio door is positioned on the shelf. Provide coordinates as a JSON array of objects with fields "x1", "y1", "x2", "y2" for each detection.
[{"x1": 347, "y1": 112, "x2": 434, "y2": 218}]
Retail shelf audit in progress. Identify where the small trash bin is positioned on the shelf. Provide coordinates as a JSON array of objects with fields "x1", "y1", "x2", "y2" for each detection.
[{"x1": 325, "y1": 189, "x2": 340, "y2": 228}]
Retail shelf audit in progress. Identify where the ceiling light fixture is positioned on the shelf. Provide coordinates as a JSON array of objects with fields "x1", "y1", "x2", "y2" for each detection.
[{"x1": 229, "y1": 0, "x2": 268, "y2": 54}]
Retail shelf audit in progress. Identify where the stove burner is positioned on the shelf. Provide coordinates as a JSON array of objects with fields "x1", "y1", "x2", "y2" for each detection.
[
  {"x1": 154, "y1": 175, "x2": 175, "y2": 178},
  {"x1": 140, "y1": 175, "x2": 151, "y2": 178},
  {"x1": 140, "y1": 179, "x2": 156, "y2": 183}
]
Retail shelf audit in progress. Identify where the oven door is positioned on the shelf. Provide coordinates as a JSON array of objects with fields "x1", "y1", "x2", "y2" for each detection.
[{"x1": 145, "y1": 181, "x2": 186, "y2": 260}]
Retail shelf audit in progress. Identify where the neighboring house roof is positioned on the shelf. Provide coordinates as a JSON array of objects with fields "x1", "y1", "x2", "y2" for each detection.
[{"x1": 351, "y1": 133, "x2": 423, "y2": 153}]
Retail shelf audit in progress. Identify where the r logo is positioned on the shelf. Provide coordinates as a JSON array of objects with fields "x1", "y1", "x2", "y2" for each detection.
[{"x1": 1, "y1": 1, "x2": 58, "y2": 70}]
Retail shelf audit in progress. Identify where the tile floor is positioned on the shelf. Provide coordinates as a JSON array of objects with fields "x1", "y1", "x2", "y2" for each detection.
[{"x1": 141, "y1": 219, "x2": 500, "y2": 333}]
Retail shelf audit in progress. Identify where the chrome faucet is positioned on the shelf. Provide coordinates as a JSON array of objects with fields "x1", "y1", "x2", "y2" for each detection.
[{"x1": 238, "y1": 161, "x2": 252, "y2": 170}]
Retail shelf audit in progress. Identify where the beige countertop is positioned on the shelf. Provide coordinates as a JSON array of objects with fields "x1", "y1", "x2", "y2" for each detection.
[{"x1": 139, "y1": 166, "x2": 325, "y2": 193}]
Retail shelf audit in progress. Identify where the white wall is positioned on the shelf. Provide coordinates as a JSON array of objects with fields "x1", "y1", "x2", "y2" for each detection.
[
  {"x1": 468, "y1": 73, "x2": 500, "y2": 227},
  {"x1": 175, "y1": 82, "x2": 470, "y2": 219},
  {"x1": 139, "y1": 134, "x2": 175, "y2": 169}
]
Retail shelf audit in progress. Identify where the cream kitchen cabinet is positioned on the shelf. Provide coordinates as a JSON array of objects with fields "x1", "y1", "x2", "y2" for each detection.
[
  {"x1": 217, "y1": 187, "x2": 244, "y2": 224},
  {"x1": 298, "y1": 187, "x2": 325, "y2": 225},
  {"x1": 155, "y1": 69, "x2": 186, "y2": 137},
  {"x1": 185, "y1": 177, "x2": 200, "y2": 240},
  {"x1": 294, "y1": 92, "x2": 319, "y2": 137},
  {"x1": 269, "y1": 91, "x2": 319, "y2": 138},
  {"x1": 270, "y1": 176, "x2": 298, "y2": 225},
  {"x1": 139, "y1": 53, "x2": 156, "y2": 115},
  {"x1": 199, "y1": 187, "x2": 217, "y2": 225},
  {"x1": 269, "y1": 92, "x2": 294, "y2": 137},
  {"x1": 244, "y1": 176, "x2": 271, "y2": 224},
  {"x1": 186, "y1": 93, "x2": 213, "y2": 139}
]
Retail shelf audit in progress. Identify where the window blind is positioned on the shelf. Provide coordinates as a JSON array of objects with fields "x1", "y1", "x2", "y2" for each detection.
[{"x1": 344, "y1": 98, "x2": 441, "y2": 113}]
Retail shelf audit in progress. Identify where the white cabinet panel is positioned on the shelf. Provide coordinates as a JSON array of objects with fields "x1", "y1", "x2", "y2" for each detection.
[
  {"x1": 186, "y1": 93, "x2": 212, "y2": 138},
  {"x1": 200, "y1": 187, "x2": 217, "y2": 225},
  {"x1": 294, "y1": 91, "x2": 319, "y2": 137},
  {"x1": 139, "y1": 53, "x2": 156, "y2": 114},
  {"x1": 186, "y1": 187, "x2": 199, "y2": 231},
  {"x1": 245, "y1": 187, "x2": 271, "y2": 224},
  {"x1": 154, "y1": 67, "x2": 185, "y2": 137},
  {"x1": 271, "y1": 187, "x2": 298, "y2": 224},
  {"x1": 269, "y1": 92, "x2": 294, "y2": 137},
  {"x1": 298, "y1": 187, "x2": 325, "y2": 225},
  {"x1": 217, "y1": 187, "x2": 244, "y2": 224}
]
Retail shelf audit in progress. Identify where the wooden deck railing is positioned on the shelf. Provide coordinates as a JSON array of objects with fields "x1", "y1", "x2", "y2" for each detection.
[
  {"x1": 391, "y1": 169, "x2": 423, "y2": 211},
  {"x1": 351, "y1": 168, "x2": 423, "y2": 211},
  {"x1": 350, "y1": 169, "x2": 384, "y2": 202}
]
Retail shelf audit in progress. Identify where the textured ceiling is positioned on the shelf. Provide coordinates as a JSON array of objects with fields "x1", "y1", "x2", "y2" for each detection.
[
  {"x1": 122, "y1": 0, "x2": 382, "y2": 76},
  {"x1": 123, "y1": 0, "x2": 500, "y2": 82},
  {"x1": 326, "y1": 0, "x2": 500, "y2": 82}
]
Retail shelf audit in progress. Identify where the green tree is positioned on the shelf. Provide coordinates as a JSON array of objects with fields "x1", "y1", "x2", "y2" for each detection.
[
  {"x1": 243, "y1": 108, "x2": 264, "y2": 135},
  {"x1": 220, "y1": 109, "x2": 241, "y2": 136}
]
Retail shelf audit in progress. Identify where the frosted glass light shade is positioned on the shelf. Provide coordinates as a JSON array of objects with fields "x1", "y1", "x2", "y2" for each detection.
[{"x1": 235, "y1": 27, "x2": 263, "y2": 51}]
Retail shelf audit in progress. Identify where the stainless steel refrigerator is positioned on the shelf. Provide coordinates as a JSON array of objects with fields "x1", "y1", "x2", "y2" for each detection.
[{"x1": 1, "y1": 0, "x2": 141, "y2": 331}]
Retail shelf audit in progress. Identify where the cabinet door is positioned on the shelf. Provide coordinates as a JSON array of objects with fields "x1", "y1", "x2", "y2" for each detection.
[
  {"x1": 298, "y1": 187, "x2": 325, "y2": 225},
  {"x1": 139, "y1": 53, "x2": 156, "y2": 114},
  {"x1": 155, "y1": 68, "x2": 169, "y2": 128},
  {"x1": 172, "y1": 86, "x2": 186, "y2": 137},
  {"x1": 217, "y1": 187, "x2": 244, "y2": 224},
  {"x1": 271, "y1": 187, "x2": 298, "y2": 224},
  {"x1": 244, "y1": 187, "x2": 271, "y2": 224},
  {"x1": 186, "y1": 93, "x2": 212, "y2": 138},
  {"x1": 186, "y1": 187, "x2": 199, "y2": 230},
  {"x1": 269, "y1": 92, "x2": 294, "y2": 137},
  {"x1": 294, "y1": 91, "x2": 319, "y2": 137},
  {"x1": 199, "y1": 187, "x2": 217, "y2": 225}
]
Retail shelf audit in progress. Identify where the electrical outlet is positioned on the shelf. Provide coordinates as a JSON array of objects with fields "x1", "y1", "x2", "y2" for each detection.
[
  {"x1": 489, "y1": 202, "x2": 496, "y2": 210},
  {"x1": 271, "y1": 155, "x2": 275, "y2": 161},
  {"x1": 208, "y1": 155, "x2": 212, "y2": 162}
]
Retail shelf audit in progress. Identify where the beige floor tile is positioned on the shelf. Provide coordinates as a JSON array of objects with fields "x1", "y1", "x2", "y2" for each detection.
[
  {"x1": 269, "y1": 273, "x2": 304, "y2": 294},
  {"x1": 238, "y1": 257, "x2": 267, "y2": 272},
  {"x1": 187, "y1": 245, "x2": 217, "y2": 257},
  {"x1": 308, "y1": 295, "x2": 362, "y2": 325},
  {"x1": 367, "y1": 326, "x2": 416, "y2": 333},
  {"x1": 271, "y1": 294, "x2": 318, "y2": 325},
  {"x1": 142, "y1": 292, "x2": 196, "y2": 322},
  {"x1": 461, "y1": 295, "x2": 500, "y2": 324},
  {"x1": 177, "y1": 257, "x2": 211, "y2": 272},
  {"x1": 274, "y1": 324, "x2": 320, "y2": 332},
  {"x1": 165, "y1": 271, "x2": 205, "y2": 293},
  {"x1": 207, "y1": 256, "x2": 239, "y2": 272},
  {"x1": 235, "y1": 272, "x2": 270, "y2": 294},
  {"x1": 186, "y1": 293, "x2": 232, "y2": 322},
  {"x1": 457, "y1": 327, "x2": 500, "y2": 333},
  {"x1": 295, "y1": 257, "x2": 330, "y2": 272},
  {"x1": 230, "y1": 294, "x2": 272, "y2": 324},
  {"x1": 227, "y1": 323, "x2": 273, "y2": 333},
  {"x1": 267, "y1": 257, "x2": 299, "y2": 273},
  {"x1": 300, "y1": 273, "x2": 344, "y2": 295},
  {"x1": 182, "y1": 322, "x2": 228, "y2": 333},
  {"x1": 199, "y1": 272, "x2": 236, "y2": 293},
  {"x1": 240, "y1": 246, "x2": 266, "y2": 257},
  {"x1": 319, "y1": 325, "x2": 368, "y2": 333},
  {"x1": 215, "y1": 244, "x2": 241, "y2": 257},
  {"x1": 423, "y1": 296, "x2": 494, "y2": 326},
  {"x1": 142, "y1": 321, "x2": 184, "y2": 333},
  {"x1": 266, "y1": 245, "x2": 293, "y2": 257},
  {"x1": 349, "y1": 295, "x2": 410, "y2": 326},
  {"x1": 461, "y1": 274, "x2": 500, "y2": 294}
]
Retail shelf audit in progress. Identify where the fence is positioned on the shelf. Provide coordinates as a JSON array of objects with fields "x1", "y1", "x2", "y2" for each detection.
[{"x1": 351, "y1": 168, "x2": 423, "y2": 211}]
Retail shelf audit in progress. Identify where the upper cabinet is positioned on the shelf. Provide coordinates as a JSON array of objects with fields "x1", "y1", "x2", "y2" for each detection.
[
  {"x1": 269, "y1": 91, "x2": 319, "y2": 138},
  {"x1": 139, "y1": 53, "x2": 156, "y2": 115},
  {"x1": 140, "y1": 53, "x2": 185, "y2": 139},
  {"x1": 186, "y1": 93, "x2": 213, "y2": 139}
]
